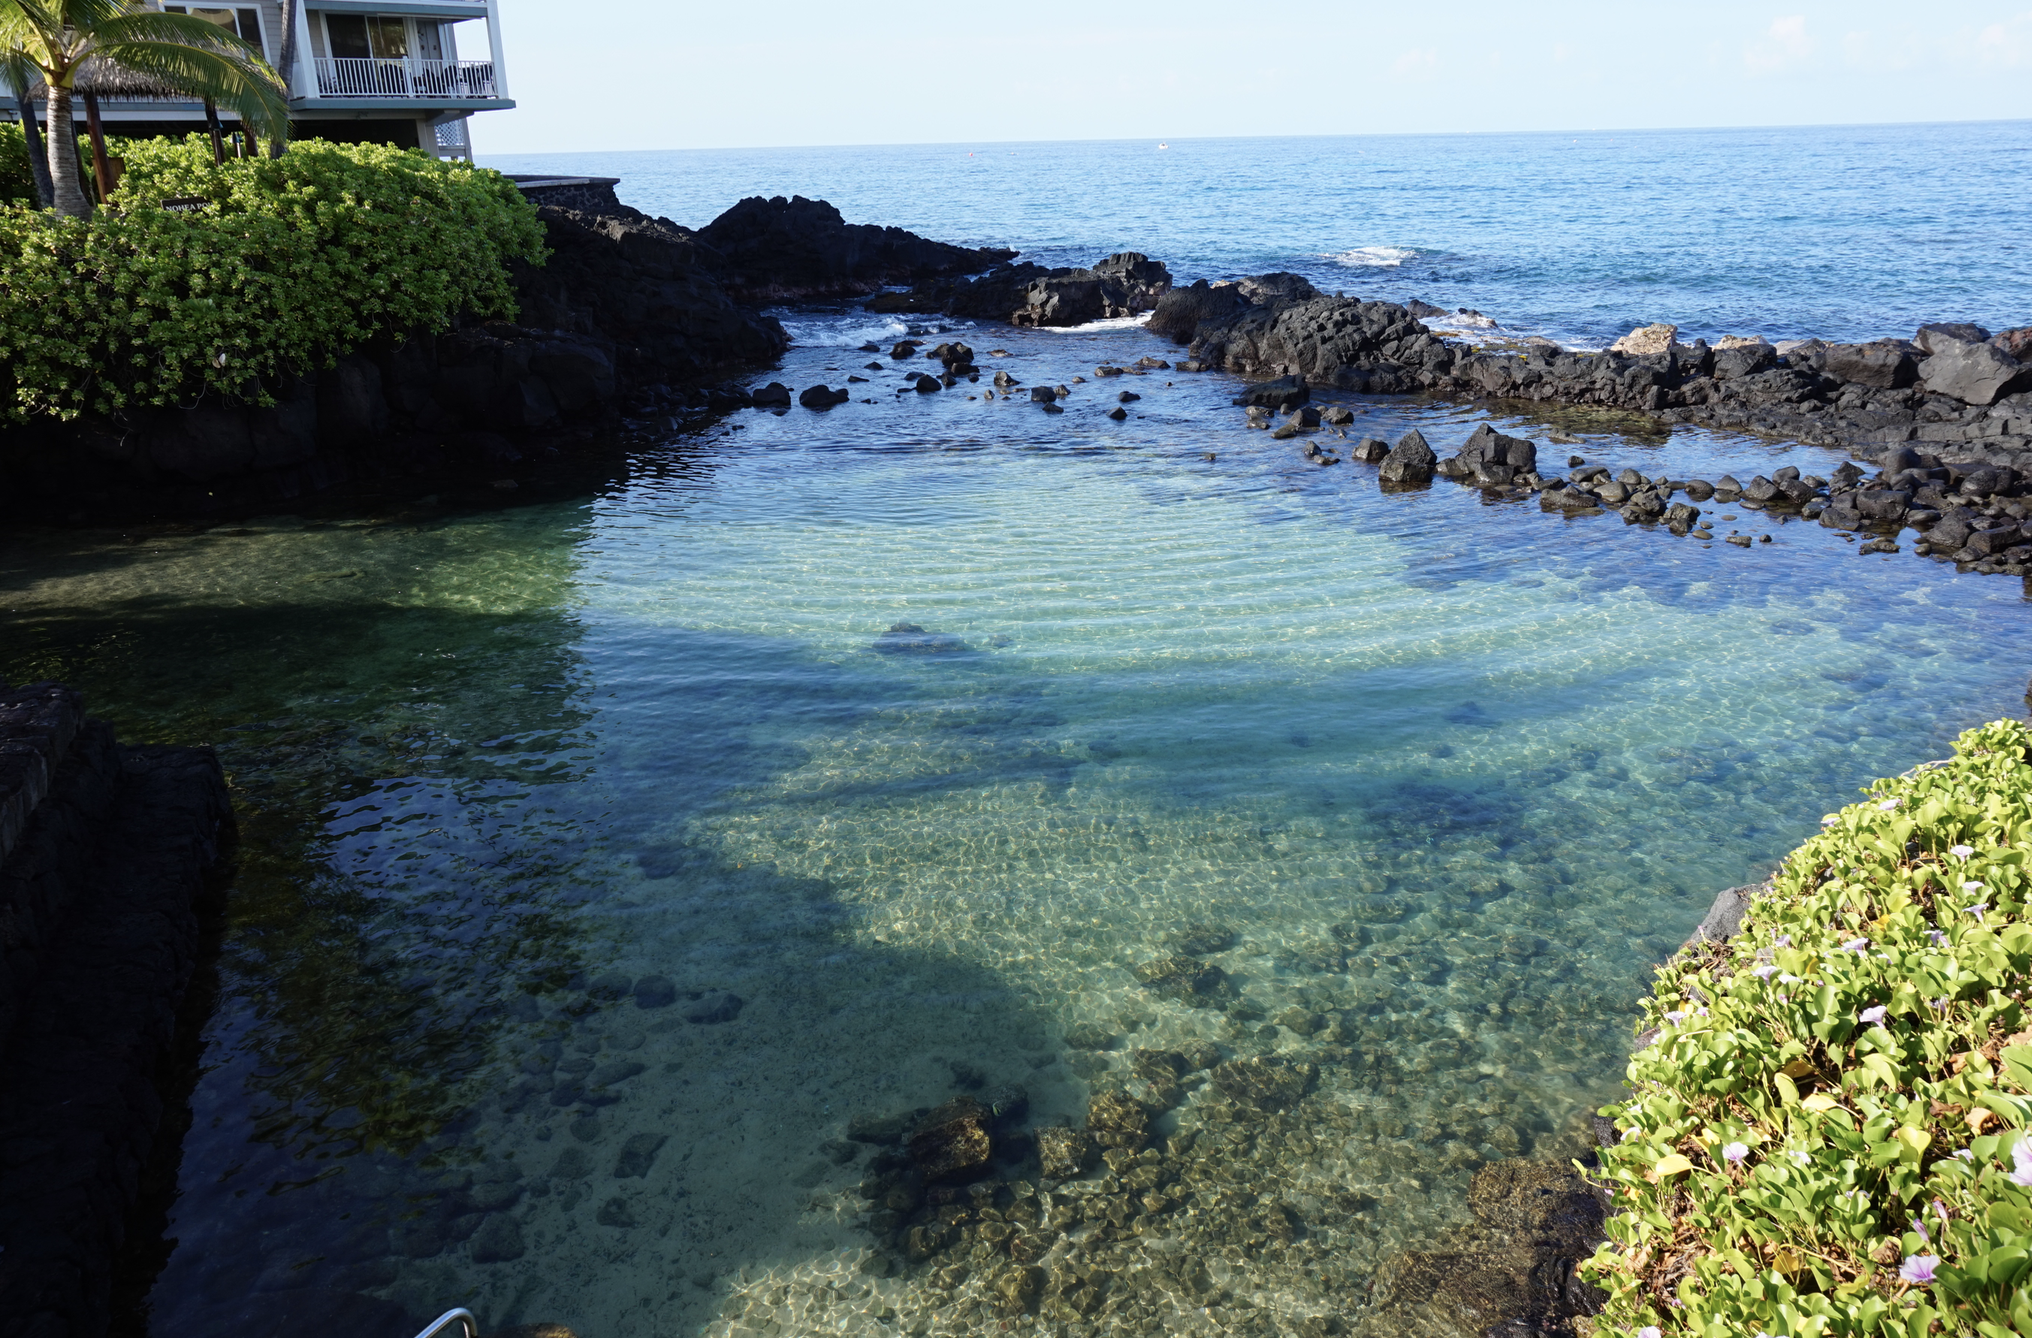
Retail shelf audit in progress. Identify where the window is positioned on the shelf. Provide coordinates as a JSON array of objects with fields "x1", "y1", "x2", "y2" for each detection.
[
  {"x1": 321, "y1": 14, "x2": 411, "y2": 60},
  {"x1": 161, "y1": 6, "x2": 264, "y2": 57}
]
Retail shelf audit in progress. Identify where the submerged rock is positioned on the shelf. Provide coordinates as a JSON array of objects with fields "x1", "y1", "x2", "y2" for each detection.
[
  {"x1": 1209, "y1": 1056, "x2": 1315, "y2": 1112},
  {"x1": 908, "y1": 1097, "x2": 993, "y2": 1182},
  {"x1": 1035, "y1": 1125, "x2": 1095, "y2": 1180},
  {"x1": 1085, "y1": 1091, "x2": 1149, "y2": 1149},
  {"x1": 1133, "y1": 955, "x2": 1233, "y2": 1004},
  {"x1": 872, "y1": 623, "x2": 969, "y2": 655}
]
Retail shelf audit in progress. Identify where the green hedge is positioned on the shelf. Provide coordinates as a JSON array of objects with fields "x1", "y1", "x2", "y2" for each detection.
[
  {"x1": 0, "y1": 137, "x2": 546, "y2": 421},
  {"x1": 1584, "y1": 718, "x2": 2032, "y2": 1338}
]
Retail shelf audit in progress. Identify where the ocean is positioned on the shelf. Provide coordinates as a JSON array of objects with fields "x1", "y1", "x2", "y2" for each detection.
[{"x1": 485, "y1": 121, "x2": 2032, "y2": 349}]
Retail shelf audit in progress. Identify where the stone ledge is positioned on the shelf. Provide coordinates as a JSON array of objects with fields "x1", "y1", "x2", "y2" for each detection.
[
  {"x1": 0, "y1": 683, "x2": 84, "y2": 864},
  {"x1": 0, "y1": 703, "x2": 233, "y2": 1338}
]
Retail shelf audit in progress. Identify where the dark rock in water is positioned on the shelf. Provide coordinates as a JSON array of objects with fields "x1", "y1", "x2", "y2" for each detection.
[
  {"x1": 908, "y1": 1097, "x2": 993, "y2": 1182},
  {"x1": 1178, "y1": 1040, "x2": 1223, "y2": 1073},
  {"x1": 1743, "y1": 476, "x2": 1781, "y2": 503},
  {"x1": 912, "y1": 373, "x2": 942, "y2": 394},
  {"x1": 1034, "y1": 1126, "x2": 1094, "y2": 1180},
  {"x1": 1065, "y1": 1022, "x2": 1118, "y2": 1051},
  {"x1": 1233, "y1": 374, "x2": 1309, "y2": 410},
  {"x1": 1236, "y1": 272, "x2": 1321, "y2": 306},
  {"x1": 750, "y1": 382, "x2": 792, "y2": 409},
  {"x1": 993, "y1": 1264, "x2": 1045, "y2": 1314},
  {"x1": 1457, "y1": 423, "x2": 1538, "y2": 478},
  {"x1": 1856, "y1": 488, "x2": 1911, "y2": 521},
  {"x1": 614, "y1": 1132, "x2": 668, "y2": 1178},
  {"x1": 1321, "y1": 406, "x2": 1355, "y2": 426},
  {"x1": 1106, "y1": 407, "x2": 1128, "y2": 421},
  {"x1": 1133, "y1": 955, "x2": 1232, "y2": 1004},
  {"x1": 1117, "y1": 390, "x2": 1140, "y2": 403},
  {"x1": 1351, "y1": 437, "x2": 1390, "y2": 463},
  {"x1": 1665, "y1": 502, "x2": 1702, "y2": 529},
  {"x1": 1028, "y1": 386, "x2": 1056, "y2": 403},
  {"x1": 1085, "y1": 1091, "x2": 1149, "y2": 1148},
  {"x1": 1135, "y1": 356, "x2": 1170, "y2": 370},
  {"x1": 595, "y1": 1196, "x2": 637, "y2": 1228},
  {"x1": 1363, "y1": 1158, "x2": 1607, "y2": 1338},
  {"x1": 984, "y1": 1083, "x2": 1029, "y2": 1123},
  {"x1": 1683, "y1": 479, "x2": 1715, "y2": 501},
  {"x1": 1379, "y1": 430, "x2": 1437, "y2": 487},
  {"x1": 798, "y1": 384, "x2": 851, "y2": 408},
  {"x1": 1010, "y1": 252, "x2": 1173, "y2": 327},
  {"x1": 697, "y1": 194, "x2": 1016, "y2": 303},
  {"x1": 891, "y1": 340, "x2": 921, "y2": 360},
  {"x1": 993, "y1": 369, "x2": 1020, "y2": 387},
  {"x1": 872, "y1": 622, "x2": 968, "y2": 654},
  {"x1": 1209, "y1": 1056, "x2": 1314, "y2": 1112},
  {"x1": 683, "y1": 989, "x2": 742, "y2": 1024},
  {"x1": 1094, "y1": 365, "x2": 1127, "y2": 378}
]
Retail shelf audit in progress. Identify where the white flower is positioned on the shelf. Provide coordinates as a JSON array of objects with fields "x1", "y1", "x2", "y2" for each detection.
[
  {"x1": 1879, "y1": 798, "x2": 1901, "y2": 810},
  {"x1": 1753, "y1": 963, "x2": 1777, "y2": 979},
  {"x1": 1954, "y1": 1148, "x2": 1974, "y2": 1161},
  {"x1": 1663, "y1": 1010, "x2": 1686, "y2": 1025},
  {"x1": 1963, "y1": 880, "x2": 1985, "y2": 893},
  {"x1": 1775, "y1": 934, "x2": 1793, "y2": 947},
  {"x1": 1951, "y1": 844, "x2": 1975, "y2": 859},
  {"x1": 1788, "y1": 1149, "x2": 1811, "y2": 1165},
  {"x1": 1842, "y1": 937, "x2": 1869, "y2": 953},
  {"x1": 2012, "y1": 1137, "x2": 2032, "y2": 1188},
  {"x1": 1621, "y1": 1125, "x2": 1642, "y2": 1143},
  {"x1": 1638, "y1": 1328, "x2": 1661, "y2": 1338},
  {"x1": 1967, "y1": 903, "x2": 1988, "y2": 922},
  {"x1": 1723, "y1": 1141, "x2": 1749, "y2": 1163},
  {"x1": 1859, "y1": 1005, "x2": 1886, "y2": 1024},
  {"x1": 1780, "y1": 973, "x2": 1801, "y2": 984}
]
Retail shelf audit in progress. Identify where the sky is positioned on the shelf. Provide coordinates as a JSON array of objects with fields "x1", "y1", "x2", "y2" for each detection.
[{"x1": 471, "y1": 1, "x2": 2032, "y2": 154}]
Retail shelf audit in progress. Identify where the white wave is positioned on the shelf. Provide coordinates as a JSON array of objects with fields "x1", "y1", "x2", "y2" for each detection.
[
  {"x1": 1331, "y1": 245, "x2": 1417, "y2": 268},
  {"x1": 776, "y1": 314, "x2": 918, "y2": 348},
  {"x1": 1039, "y1": 314, "x2": 1154, "y2": 334}
]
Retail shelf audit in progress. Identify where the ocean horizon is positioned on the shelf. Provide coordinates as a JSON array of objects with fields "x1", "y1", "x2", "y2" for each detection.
[{"x1": 485, "y1": 118, "x2": 2032, "y2": 351}]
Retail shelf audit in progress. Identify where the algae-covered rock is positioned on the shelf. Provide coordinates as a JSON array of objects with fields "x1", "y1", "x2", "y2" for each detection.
[
  {"x1": 1133, "y1": 955, "x2": 1233, "y2": 1004},
  {"x1": 907, "y1": 1097, "x2": 993, "y2": 1182},
  {"x1": 1035, "y1": 1126, "x2": 1095, "y2": 1180},
  {"x1": 1085, "y1": 1090, "x2": 1149, "y2": 1149},
  {"x1": 1209, "y1": 1056, "x2": 1315, "y2": 1112}
]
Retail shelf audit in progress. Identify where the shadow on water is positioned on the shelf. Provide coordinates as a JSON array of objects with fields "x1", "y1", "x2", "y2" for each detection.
[{"x1": 4, "y1": 586, "x2": 1069, "y2": 1337}]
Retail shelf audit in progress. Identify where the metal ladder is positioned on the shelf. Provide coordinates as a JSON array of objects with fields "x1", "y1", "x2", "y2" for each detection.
[{"x1": 410, "y1": 1309, "x2": 478, "y2": 1338}]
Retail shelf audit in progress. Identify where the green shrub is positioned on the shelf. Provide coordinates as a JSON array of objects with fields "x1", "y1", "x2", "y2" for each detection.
[
  {"x1": 0, "y1": 136, "x2": 546, "y2": 420},
  {"x1": 0, "y1": 123, "x2": 35, "y2": 206},
  {"x1": 1583, "y1": 718, "x2": 2032, "y2": 1338}
]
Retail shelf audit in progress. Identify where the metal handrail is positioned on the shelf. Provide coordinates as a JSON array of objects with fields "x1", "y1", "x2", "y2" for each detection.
[{"x1": 410, "y1": 1309, "x2": 478, "y2": 1338}]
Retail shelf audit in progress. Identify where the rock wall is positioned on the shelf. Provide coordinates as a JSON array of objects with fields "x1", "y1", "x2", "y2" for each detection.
[{"x1": 0, "y1": 683, "x2": 233, "y2": 1338}]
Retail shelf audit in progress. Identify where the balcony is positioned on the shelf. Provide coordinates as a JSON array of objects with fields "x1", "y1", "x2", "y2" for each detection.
[{"x1": 312, "y1": 57, "x2": 498, "y2": 100}]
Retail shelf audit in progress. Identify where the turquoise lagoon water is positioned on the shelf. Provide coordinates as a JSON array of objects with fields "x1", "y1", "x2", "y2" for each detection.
[{"x1": 6, "y1": 307, "x2": 2032, "y2": 1336}]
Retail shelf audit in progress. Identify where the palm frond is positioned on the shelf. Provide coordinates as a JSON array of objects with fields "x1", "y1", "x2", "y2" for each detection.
[
  {"x1": 93, "y1": 39, "x2": 288, "y2": 139},
  {"x1": 89, "y1": 11, "x2": 266, "y2": 57}
]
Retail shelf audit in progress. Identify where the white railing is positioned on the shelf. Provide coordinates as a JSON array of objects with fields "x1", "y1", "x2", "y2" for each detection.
[{"x1": 312, "y1": 58, "x2": 498, "y2": 99}]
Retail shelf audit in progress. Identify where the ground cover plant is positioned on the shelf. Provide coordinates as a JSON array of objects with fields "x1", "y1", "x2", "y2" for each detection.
[
  {"x1": 0, "y1": 137, "x2": 545, "y2": 420},
  {"x1": 1583, "y1": 718, "x2": 2032, "y2": 1337}
]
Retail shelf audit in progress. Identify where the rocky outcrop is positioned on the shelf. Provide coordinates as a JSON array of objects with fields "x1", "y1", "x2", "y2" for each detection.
[
  {"x1": 1155, "y1": 289, "x2": 2032, "y2": 474},
  {"x1": 0, "y1": 682, "x2": 233, "y2": 1338},
  {"x1": 876, "y1": 253, "x2": 1173, "y2": 327},
  {"x1": 696, "y1": 194, "x2": 1016, "y2": 304},
  {"x1": 1009, "y1": 253, "x2": 1173, "y2": 328}
]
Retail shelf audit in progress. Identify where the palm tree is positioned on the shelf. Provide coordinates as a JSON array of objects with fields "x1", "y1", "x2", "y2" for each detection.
[{"x1": 0, "y1": 0, "x2": 289, "y2": 217}]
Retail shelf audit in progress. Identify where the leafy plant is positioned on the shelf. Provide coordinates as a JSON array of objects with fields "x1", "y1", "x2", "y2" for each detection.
[
  {"x1": 1583, "y1": 718, "x2": 2032, "y2": 1337},
  {"x1": 0, "y1": 137, "x2": 546, "y2": 420},
  {"x1": 0, "y1": 120, "x2": 33, "y2": 203}
]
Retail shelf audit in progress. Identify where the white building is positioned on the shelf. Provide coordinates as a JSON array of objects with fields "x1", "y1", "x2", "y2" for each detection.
[{"x1": 4, "y1": 1, "x2": 513, "y2": 159}]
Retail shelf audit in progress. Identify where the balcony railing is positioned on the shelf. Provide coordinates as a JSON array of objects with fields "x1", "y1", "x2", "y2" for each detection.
[{"x1": 312, "y1": 58, "x2": 498, "y2": 99}]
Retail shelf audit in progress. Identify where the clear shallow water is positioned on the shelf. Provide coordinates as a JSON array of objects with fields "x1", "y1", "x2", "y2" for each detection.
[
  {"x1": 6, "y1": 313, "x2": 2032, "y2": 1337},
  {"x1": 484, "y1": 121, "x2": 2032, "y2": 350}
]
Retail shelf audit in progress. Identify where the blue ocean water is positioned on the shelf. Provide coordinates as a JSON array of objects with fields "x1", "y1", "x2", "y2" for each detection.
[{"x1": 485, "y1": 121, "x2": 2032, "y2": 350}]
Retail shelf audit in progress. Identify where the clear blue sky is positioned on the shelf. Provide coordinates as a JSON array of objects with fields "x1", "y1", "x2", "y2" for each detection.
[{"x1": 477, "y1": 1, "x2": 2031, "y2": 154}]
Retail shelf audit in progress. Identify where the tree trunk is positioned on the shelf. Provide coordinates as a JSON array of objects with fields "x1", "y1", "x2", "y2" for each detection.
[
  {"x1": 81, "y1": 91, "x2": 111, "y2": 204},
  {"x1": 203, "y1": 98, "x2": 223, "y2": 166},
  {"x1": 273, "y1": 0, "x2": 299, "y2": 155},
  {"x1": 43, "y1": 84, "x2": 89, "y2": 218},
  {"x1": 19, "y1": 99, "x2": 54, "y2": 208}
]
